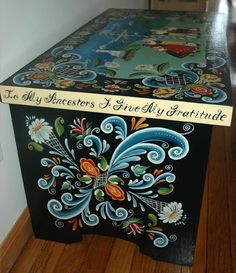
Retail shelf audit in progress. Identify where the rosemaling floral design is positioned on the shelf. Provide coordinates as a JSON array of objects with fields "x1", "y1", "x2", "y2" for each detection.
[
  {"x1": 26, "y1": 115, "x2": 194, "y2": 248},
  {"x1": 12, "y1": 10, "x2": 228, "y2": 105}
]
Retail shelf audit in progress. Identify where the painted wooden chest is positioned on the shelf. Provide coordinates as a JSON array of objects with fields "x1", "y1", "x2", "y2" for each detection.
[{"x1": 0, "y1": 9, "x2": 233, "y2": 265}]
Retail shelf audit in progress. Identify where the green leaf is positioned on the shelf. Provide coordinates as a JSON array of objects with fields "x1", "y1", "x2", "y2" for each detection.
[
  {"x1": 92, "y1": 84, "x2": 103, "y2": 89},
  {"x1": 54, "y1": 117, "x2": 65, "y2": 137},
  {"x1": 129, "y1": 71, "x2": 154, "y2": 78},
  {"x1": 95, "y1": 189, "x2": 104, "y2": 202},
  {"x1": 98, "y1": 156, "x2": 108, "y2": 171},
  {"x1": 28, "y1": 142, "x2": 44, "y2": 152},
  {"x1": 108, "y1": 175, "x2": 124, "y2": 185},
  {"x1": 86, "y1": 121, "x2": 92, "y2": 128},
  {"x1": 97, "y1": 67, "x2": 116, "y2": 77},
  {"x1": 119, "y1": 87, "x2": 131, "y2": 91},
  {"x1": 61, "y1": 181, "x2": 72, "y2": 190},
  {"x1": 79, "y1": 175, "x2": 92, "y2": 184},
  {"x1": 157, "y1": 184, "x2": 174, "y2": 195},
  {"x1": 132, "y1": 165, "x2": 149, "y2": 176},
  {"x1": 179, "y1": 85, "x2": 191, "y2": 92},
  {"x1": 157, "y1": 62, "x2": 170, "y2": 75},
  {"x1": 122, "y1": 217, "x2": 142, "y2": 229},
  {"x1": 91, "y1": 57, "x2": 101, "y2": 67},
  {"x1": 73, "y1": 134, "x2": 84, "y2": 140},
  {"x1": 148, "y1": 213, "x2": 158, "y2": 227},
  {"x1": 85, "y1": 127, "x2": 92, "y2": 136}
]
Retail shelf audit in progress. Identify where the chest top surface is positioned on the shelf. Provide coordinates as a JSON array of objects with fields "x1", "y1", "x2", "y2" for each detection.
[{"x1": 0, "y1": 9, "x2": 233, "y2": 126}]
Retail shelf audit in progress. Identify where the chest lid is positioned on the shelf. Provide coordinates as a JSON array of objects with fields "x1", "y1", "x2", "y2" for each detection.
[{"x1": 0, "y1": 9, "x2": 233, "y2": 126}]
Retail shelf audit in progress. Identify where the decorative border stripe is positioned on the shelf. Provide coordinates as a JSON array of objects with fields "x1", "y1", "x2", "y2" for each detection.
[{"x1": 0, "y1": 85, "x2": 233, "y2": 126}]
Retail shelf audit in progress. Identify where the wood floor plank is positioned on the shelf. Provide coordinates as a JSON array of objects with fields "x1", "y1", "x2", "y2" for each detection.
[
  {"x1": 206, "y1": 127, "x2": 233, "y2": 273},
  {"x1": 38, "y1": 242, "x2": 65, "y2": 273},
  {"x1": 225, "y1": 6, "x2": 236, "y2": 272},
  {"x1": 129, "y1": 247, "x2": 157, "y2": 273},
  {"x1": 104, "y1": 239, "x2": 136, "y2": 273},
  {"x1": 181, "y1": 266, "x2": 192, "y2": 273},
  {"x1": 0, "y1": 208, "x2": 32, "y2": 273},
  {"x1": 79, "y1": 235, "x2": 114, "y2": 273},
  {"x1": 154, "y1": 261, "x2": 182, "y2": 273},
  {"x1": 26, "y1": 241, "x2": 65, "y2": 273},
  {"x1": 52, "y1": 235, "x2": 93, "y2": 273},
  {"x1": 226, "y1": 21, "x2": 236, "y2": 271},
  {"x1": 10, "y1": 237, "x2": 46, "y2": 273},
  {"x1": 225, "y1": 94, "x2": 236, "y2": 273}
]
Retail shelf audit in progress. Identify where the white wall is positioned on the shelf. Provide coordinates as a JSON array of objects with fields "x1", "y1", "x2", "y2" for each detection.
[{"x1": 0, "y1": 0, "x2": 147, "y2": 244}]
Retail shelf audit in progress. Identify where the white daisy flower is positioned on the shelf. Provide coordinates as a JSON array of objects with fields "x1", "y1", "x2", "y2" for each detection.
[
  {"x1": 158, "y1": 202, "x2": 183, "y2": 224},
  {"x1": 28, "y1": 118, "x2": 53, "y2": 144}
]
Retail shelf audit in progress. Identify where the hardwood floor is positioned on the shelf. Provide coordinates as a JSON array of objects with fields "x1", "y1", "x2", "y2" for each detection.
[{"x1": 8, "y1": 0, "x2": 236, "y2": 272}]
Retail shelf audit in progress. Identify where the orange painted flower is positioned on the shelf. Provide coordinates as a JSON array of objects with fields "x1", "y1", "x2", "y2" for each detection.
[
  {"x1": 102, "y1": 84, "x2": 120, "y2": 92},
  {"x1": 104, "y1": 183, "x2": 125, "y2": 201},
  {"x1": 80, "y1": 158, "x2": 100, "y2": 178},
  {"x1": 28, "y1": 73, "x2": 49, "y2": 80},
  {"x1": 190, "y1": 84, "x2": 212, "y2": 95},
  {"x1": 133, "y1": 88, "x2": 151, "y2": 95}
]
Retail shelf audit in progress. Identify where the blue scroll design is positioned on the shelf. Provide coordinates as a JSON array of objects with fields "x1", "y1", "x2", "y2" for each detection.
[
  {"x1": 28, "y1": 115, "x2": 192, "y2": 248},
  {"x1": 101, "y1": 116, "x2": 189, "y2": 174}
]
